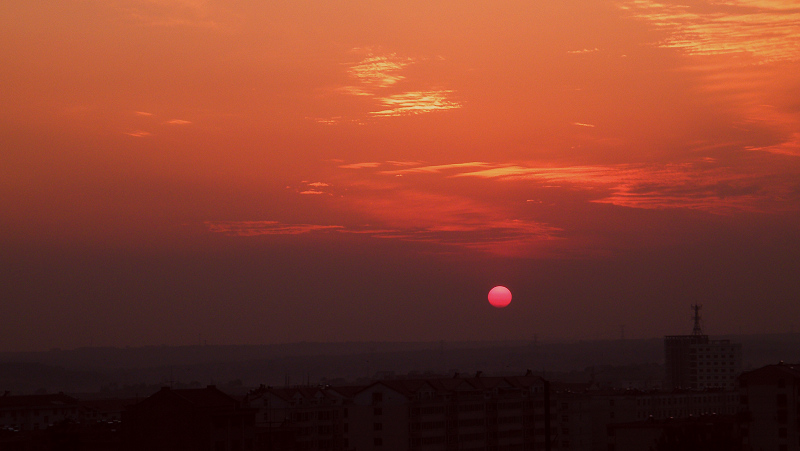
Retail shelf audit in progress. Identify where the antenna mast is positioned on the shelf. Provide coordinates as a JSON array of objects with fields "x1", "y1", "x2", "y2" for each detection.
[{"x1": 691, "y1": 304, "x2": 703, "y2": 335}]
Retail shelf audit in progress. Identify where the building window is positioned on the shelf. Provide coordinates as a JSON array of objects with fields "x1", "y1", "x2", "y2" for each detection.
[
  {"x1": 374, "y1": 407, "x2": 382, "y2": 416},
  {"x1": 374, "y1": 422, "x2": 383, "y2": 431},
  {"x1": 374, "y1": 438, "x2": 383, "y2": 446},
  {"x1": 372, "y1": 392, "x2": 383, "y2": 404}
]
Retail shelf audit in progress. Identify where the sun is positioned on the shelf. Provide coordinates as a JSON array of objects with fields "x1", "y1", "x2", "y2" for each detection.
[{"x1": 488, "y1": 286, "x2": 512, "y2": 308}]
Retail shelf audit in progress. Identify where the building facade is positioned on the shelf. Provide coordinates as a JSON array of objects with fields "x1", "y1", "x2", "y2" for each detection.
[
  {"x1": 245, "y1": 374, "x2": 557, "y2": 451},
  {"x1": 664, "y1": 305, "x2": 742, "y2": 391},
  {"x1": 739, "y1": 363, "x2": 800, "y2": 451},
  {"x1": 664, "y1": 335, "x2": 742, "y2": 390}
]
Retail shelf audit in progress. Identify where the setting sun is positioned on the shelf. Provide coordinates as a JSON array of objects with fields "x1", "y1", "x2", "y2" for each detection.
[{"x1": 488, "y1": 286, "x2": 512, "y2": 309}]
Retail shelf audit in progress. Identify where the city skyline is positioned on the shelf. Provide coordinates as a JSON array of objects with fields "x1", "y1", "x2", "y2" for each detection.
[{"x1": 2, "y1": 0, "x2": 799, "y2": 351}]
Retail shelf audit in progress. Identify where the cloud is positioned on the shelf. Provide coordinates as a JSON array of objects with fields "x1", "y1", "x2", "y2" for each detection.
[
  {"x1": 568, "y1": 48, "x2": 600, "y2": 54},
  {"x1": 621, "y1": 0, "x2": 800, "y2": 62},
  {"x1": 206, "y1": 192, "x2": 561, "y2": 257},
  {"x1": 746, "y1": 132, "x2": 800, "y2": 156},
  {"x1": 347, "y1": 53, "x2": 412, "y2": 88},
  {"x1": 124, "y1": 130, "x2": 151, "y2": 137},
  {"x1": 206, "y1": 155, "x2": 799, "y2": 256},
  {"x1": 572, "y1": 122, "x2": 596, "y2": 128},
  {"x1": 454, "y1": 160, "x2": 799, "y2": 214},
  {"x1": 205, "y1": 160, "x2": 567, "y2": 256},
  {"x1": 386, "y1": 160, "x2": 425, "y2": 167},
  {"x1": 339, "y1": 162, "x2": 382, "y2": 169},
  {"x1": 370, "y1": 91, "x2": 461, "y2": 117},
  {"x1": 205, "y1": 221, "x2": 343, "y2": 236},
  {"x1": 165, "y1": 119, "x2": 192, "y2": 125},
  {"x1": 380, "y1": 162, "x2": 491, "y2": 175},
  {"x1": 313, "y1": 49, "x2": 461, "y2": 124},
  {"x1": 452, "y1": 165, "x2": 613, "y2": 182}
]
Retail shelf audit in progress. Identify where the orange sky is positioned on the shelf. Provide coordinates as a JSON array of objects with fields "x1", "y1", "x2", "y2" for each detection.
[{"x1": 2, "y1": 0, "x2": 799, "y2": 350}]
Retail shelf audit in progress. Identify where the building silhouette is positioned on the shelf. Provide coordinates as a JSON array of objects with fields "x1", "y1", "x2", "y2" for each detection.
[
  {"x1": 10, "y1": 363, "x2": 796, "y2": 450},
  {"x1": 739, "y1": 363, "x2": 800, "y2": 451},
  {"x1": 0, "y1": 392, "x2": 81, "y2": 432},
  {"x1": 607, "y1": 414, "x2": 743, "y2": 451},
  {"x1": 244, "y1": 373, "x2": 556, "y2": 451},
  {"x1": 664, "y1": 305, "x2": 742, "y2": 390},
  {"x1": 123, "y1": 385, "x2": 257, "y2": 451},
  {"x1": 0, "y1": 391, "x2": 127, "y2": 450}
]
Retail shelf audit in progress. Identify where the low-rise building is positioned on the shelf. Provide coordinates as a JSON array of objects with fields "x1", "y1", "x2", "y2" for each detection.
[
  {"x1": 0, "y1": 392, "x2": 81, "y2": 432},
  {"x1": 244, "y1": 373, "x2": 556, "y2": 451}
]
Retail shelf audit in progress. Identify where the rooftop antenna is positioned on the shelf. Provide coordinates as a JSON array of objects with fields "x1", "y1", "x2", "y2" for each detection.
[{"x1": 692, "y1": 304, "x2": 704, "y2": 335}]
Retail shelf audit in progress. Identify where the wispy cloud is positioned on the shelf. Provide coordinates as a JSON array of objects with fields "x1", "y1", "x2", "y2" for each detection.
[
  {"x1": 339, "y1": 162, "x2": 382, "y2": 169},
  {"x1": 124, "y1": 130, "x2": 151, "y2": 137},
  {"x1": 380, "y1": 162, "x2": 490, "y2": 175},
  {"x1": 314, "y1": 48, "x2": 461, "y2": 123},
  {"x1": 746, "y1": 132, "x2": 800, "y2": 157},
  {"x1": 454, "y1": 160, "x2": 798, "y2": 214},
  {"x1": 206, "y1": 191, "x2": 561, "y2": 256},
  {"x1": 347, "y1": 53, "x2": 411, "y2": 88},
  {"x1": 568, "y1": 48, "x2": 600, "y2": 54},
  {"x1": 453, "y1": 165, "x2": 614, "y2": 183},
  {"x1": 370, "y1": 91, "x2": 461, "y2": 117},
  {"x1": 621, "y1": 0, "x2": 800, "y2": 168},
  {"x1": 206, "y1": 156, "x2": 799, "y2": 256},
  {"x1": 165, "y1": 119, "x2": 192, "y2": 125},
  {"x1": 205, "y1": 221, "x2": 343, "y2": 236},
  {"x1": 621, "y1": 0, "x2": 800, "y2": 62}
]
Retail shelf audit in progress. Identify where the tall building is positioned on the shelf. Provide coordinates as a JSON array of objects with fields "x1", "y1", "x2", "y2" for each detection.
[{"x1": 664, "y1": 305, "x2": 742, "y2": 390}]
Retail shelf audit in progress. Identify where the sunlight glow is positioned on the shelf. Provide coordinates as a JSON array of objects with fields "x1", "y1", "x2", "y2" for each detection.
[{"x1": 370, "y1": 91, "x2": 461, "y2": 117}]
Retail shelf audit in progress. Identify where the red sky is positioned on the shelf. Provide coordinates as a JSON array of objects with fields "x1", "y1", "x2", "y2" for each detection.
[{"x1": 2, "y1": 0, "x2": 799, "y2": 351}]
